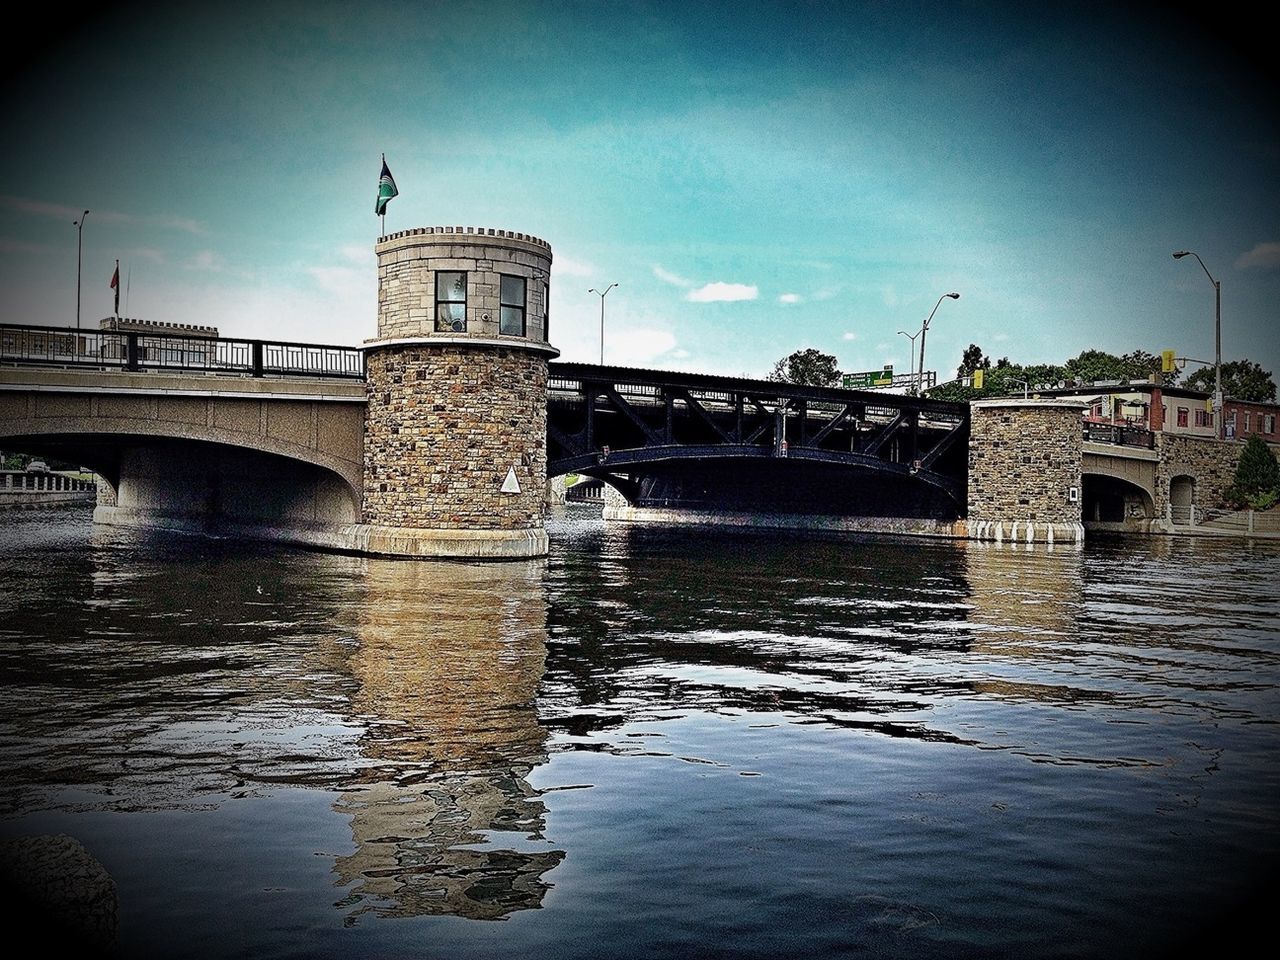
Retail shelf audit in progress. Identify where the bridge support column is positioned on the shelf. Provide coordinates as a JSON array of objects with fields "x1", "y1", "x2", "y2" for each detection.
[
  {"x1": 356, "y1": 227, "x2": 559, "y2": 559},
  {"x1": 966, "y1": 399, "x2": 1086, "y2": 544}
]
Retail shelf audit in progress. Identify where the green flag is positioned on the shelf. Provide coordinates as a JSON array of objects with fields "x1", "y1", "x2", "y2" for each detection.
[{"x1": 375, "y1": 155, "x2": 398, "y2": 216}]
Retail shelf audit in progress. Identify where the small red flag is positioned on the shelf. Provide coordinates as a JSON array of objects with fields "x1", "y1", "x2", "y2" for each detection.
[{"x1": 110, "y1": 261, "x2": 120, "y2": 315}]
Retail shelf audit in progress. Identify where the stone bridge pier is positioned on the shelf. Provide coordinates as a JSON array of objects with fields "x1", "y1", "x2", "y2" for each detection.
[
  {"x1": 966, "y1": 399, "x2": 1086, "y2": 544},
  {"x1": 354, "y1": 227, "x2": 559, "y2": 558}
]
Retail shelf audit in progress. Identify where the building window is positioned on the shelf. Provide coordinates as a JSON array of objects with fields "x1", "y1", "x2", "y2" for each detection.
[
  {"x1": 499, "y1": 274, "x2": 526, "y2": 337},
  {"x1": 1267, "y1": 414, "x2": 1277, "y2": 435},
  {"x1": 1244, "y1": 412, "x2": 1252, "y2": 432},
  {"x1": 1177, "y1": 407, "x2": 1188, "y2": 428},
  {"x1": 1194, "y1": 409, "x2": 1214, "y2": 428},
  {"x1": 436, "y1": 271, "x2": 467, "y2": 332}
]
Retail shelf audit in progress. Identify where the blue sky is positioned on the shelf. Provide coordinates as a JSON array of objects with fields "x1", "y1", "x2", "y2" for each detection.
[{"x1": 2, "y1": 1, "x2": 1276, "y2": 383}]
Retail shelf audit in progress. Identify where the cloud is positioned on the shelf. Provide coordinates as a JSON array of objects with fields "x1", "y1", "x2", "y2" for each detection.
[
  {"x1": 687, "y1": 282, "x2": 758, "y2": 303},
  {"x1": 778, "y1": 293, "x2": 801, "y2": 304},
  {"x1": 992, "y1": 332, "x2": 1010, "y2": 342},
  {"x1": 1236, "y1": 242, "x2": 1280, "y2": 270},
  {"x1": 671, "y1": 348, "x2": 692, "y2": 359},
  {"x1": 0, "y1": 237, "x2": 53, "y2": 255},
  {"x1": 1, "y1": 195, "x2": 106, "y2": 222},
  {"x1": 652, "y1": 264, "x2": 693, "y2": 287},
  {"x1": 841, "y1": 331, "x2": 858, "y2": 341},
  {"x1": 608, "y1": 327, "x2": 677, "y2": 364},
  {"x1": 812, "y1": 286, "x2": 839, "y2": 302},
  {"x1": 555, "y1": 255, "x2": 595, "y2": 277},
  {"x1": 186, "y1": 250, "x2": 225, "y2": 272},
  {"x1": 307, "y1": 265, "x2": 364, "y2": 295},
  {"x1": 157, "y1": 216, "x2": 207, "y2": 236},
  {"x1": 0, "y1": 194, "x2": 205, "y2": 234},
  {"x1": 124, "y1": 247, "x2": 165, "y2": 264},
  {"x1": 339, "y1": 244, "x2": 373, "y2": 264}
]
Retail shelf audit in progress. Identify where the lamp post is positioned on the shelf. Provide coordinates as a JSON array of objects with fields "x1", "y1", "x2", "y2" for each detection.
[
  {"x1": 1172, "y1": 250, "x2": 1222, "y2": 439},
  {"x1": 916, "y1": 292, "x2": 960, "y2": 395},
  {"x1": 588, "y1": 282, "x2": 617, "y2": 365},
  {"x1": 73, "y1": 209, "x2": 89, "y2": 330},
  {"x1": 897, "y1": 329, "x2": 921, "y2": 395}
]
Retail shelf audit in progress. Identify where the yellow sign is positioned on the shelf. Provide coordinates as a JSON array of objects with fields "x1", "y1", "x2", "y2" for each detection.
[
  {"x1": 1161, "y1": 349, "x2": 1176, "y2": 373},
  {"x1": 972, "y1": 369, "x2": 984, "y2": 389}
]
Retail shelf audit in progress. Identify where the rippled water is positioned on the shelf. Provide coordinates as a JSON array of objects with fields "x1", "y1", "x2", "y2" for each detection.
[{"x1": 1, "y1": 507, "x2": 1278, "y2": 958}]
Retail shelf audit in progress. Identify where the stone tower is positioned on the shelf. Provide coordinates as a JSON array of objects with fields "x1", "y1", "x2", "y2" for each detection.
[
  {"x1": 357, "y1": 227, "x2": 558, "y2": 558},
  {"x1": 967, "y1": 398, "x2": 1086, "y2": 544}
]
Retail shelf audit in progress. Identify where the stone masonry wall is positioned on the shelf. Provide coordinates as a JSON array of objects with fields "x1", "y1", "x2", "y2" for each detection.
[
  {"x1": 1154, "y1": 433, "x2": 1244, "y2": 516},
  {"x1": 967, "y1": 400, "x2": 1084, "y2": 542},
  {"x1": 363, "y1": 345, "x2": 547, "y2": 531},
  {"x1": 376, "y1": 228, "x2": 551, "y2": 343}
]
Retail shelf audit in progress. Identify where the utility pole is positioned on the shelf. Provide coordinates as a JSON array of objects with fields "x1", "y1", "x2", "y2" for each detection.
[{"x1": 73, "y1": 210, "x2": 89, "y2": 329}]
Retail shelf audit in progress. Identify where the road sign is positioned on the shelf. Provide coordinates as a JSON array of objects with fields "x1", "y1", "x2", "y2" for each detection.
[{"x1": 842, "y1": 366, "x2": 893, "y2": 389}]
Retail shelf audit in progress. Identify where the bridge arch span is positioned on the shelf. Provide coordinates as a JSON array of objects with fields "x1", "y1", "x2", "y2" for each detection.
[
  {"x1": 0, "y1": 378, "x2": 366, "y2": 549},
  {"x1": 1081, "y1": 471, "x2": 1156, "y2": 527}
]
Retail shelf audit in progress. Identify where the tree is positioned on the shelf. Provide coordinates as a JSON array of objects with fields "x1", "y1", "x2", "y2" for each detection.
[
  {"x1": 768, "y1": 348, "x2": 841, "y2": 387},
  {"x1": 1184, "y1": 360, "x2": 1276, "y2": 402},
  {"x1": 1226, "y1": 435, "x2": 1280, "y2": 510},
  {"x1": 956, "y1": 343, "x2": 990, "y2": 379}
]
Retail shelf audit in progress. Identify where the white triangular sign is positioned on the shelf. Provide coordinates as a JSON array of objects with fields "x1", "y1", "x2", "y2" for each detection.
[{"x1": 501, "y1": 466, "x2": 521, "y2": 494}]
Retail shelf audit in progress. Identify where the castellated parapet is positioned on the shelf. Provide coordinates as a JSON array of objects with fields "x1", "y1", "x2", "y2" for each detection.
[
  {"x1": 967, "y1": 399, "x2": 1086, "y2": 544},
  {"x1": 356, "y1": 228, "x2": 558, "y2": 559}
]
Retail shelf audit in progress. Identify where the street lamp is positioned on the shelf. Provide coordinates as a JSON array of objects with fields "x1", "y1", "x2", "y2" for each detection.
[
  {"x1": 897, "y1": 329, "x2": 921, "y2": 395},
  {"x1": 588, "y1": 283, "x2": 617, "y2": 365},
  {"x1": 916, "y1": 292, "x2": 960, "y2": 395},
  {"x1": 1172, "y1": 250, "x2": 1222, "y2": 439},
  {"x1": 73, "y1": 209, "x2": 89, "y2": 330}
]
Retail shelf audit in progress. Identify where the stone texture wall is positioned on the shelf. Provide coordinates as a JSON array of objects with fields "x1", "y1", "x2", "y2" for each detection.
[
  {"x1": 967, "y1": 400, "x2": 1085, "y2": 542},
  {"x1": 363, "y1": 344, "x2": 547, "y2": 531},
  {"x1": 376, "y1": 228, "x2": 551, "y2": 343},
  {"x1": 1154, "y1": 433, "x2": 1245, "y2": 515}
]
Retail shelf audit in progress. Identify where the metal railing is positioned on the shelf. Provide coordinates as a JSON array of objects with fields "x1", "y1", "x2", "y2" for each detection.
[
  {"x1": 1, "y1": 470, "x2": 95, "y2": 492},
  {"x1": 1083, "y1": 421, "x2": 1155, "y2": 449},
  {"x1": 0, "y1": 323, "x2": 365, "y2": 380}
]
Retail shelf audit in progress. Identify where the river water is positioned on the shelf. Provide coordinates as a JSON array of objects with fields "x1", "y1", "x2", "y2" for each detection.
[{"x1": 1, "y1": 506, "x2": 1277, "y2": 958}]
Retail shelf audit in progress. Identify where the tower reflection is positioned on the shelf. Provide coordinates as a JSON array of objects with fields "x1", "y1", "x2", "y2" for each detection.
[{"x1": 333, "y1": 557, "x2": 562, "y2": 921}]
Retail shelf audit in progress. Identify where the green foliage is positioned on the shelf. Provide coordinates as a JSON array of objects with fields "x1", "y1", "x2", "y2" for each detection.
[
  {"x1": 956, "y1": 344, "x2": 991, "y2": 379},
  {"x1": 1226, "y1": 435, "x2": 1280, "y2": 509},
  {"x1": 1061, "y1": 349, "x2": 1172, "y2": 385},
  {"x1": 768, "y1": 348, "x2": 841, "y2": 387},
  {"x1": 1, "y1": 452, "x2": 30, "y2": 470},
  {"x1": 1247, "y1": 489, "x2": 1279, "y2": 512},
  {"x1": 1184, "y1": 360, "x2": 1276, "y2": 402}
]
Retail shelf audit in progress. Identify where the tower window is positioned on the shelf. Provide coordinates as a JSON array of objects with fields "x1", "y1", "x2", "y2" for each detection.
[
  {"x1": 500, "y1": 274, "x2": 526, "y2": 337},
  {"x1": 436, "y1": 271, "x2": 467, "y2": 332}
]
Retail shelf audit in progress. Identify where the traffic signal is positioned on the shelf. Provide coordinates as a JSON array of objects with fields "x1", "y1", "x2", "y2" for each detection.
[
  {"x1": 972, "y1": 368, "x2": 984, "y2": 390},
  {"x1": 1161, "y1": 349, "x2": 1176, "y2": 373}
]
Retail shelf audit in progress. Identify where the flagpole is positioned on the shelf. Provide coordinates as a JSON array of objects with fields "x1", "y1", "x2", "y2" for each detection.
[
  {"x1": 114, "y1": 259, "x2": 120, "y2": 318},
  {"x1": 125, "y1": 264, "x2": 132, "y2": 318}
]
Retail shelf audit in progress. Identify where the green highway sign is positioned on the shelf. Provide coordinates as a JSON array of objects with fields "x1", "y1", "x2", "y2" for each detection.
[{"x1": 842, "y1": 366, "x2": 894, "y2": 389}]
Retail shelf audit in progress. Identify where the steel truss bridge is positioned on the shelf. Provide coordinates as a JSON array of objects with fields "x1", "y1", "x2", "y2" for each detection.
[{"x1": 547, "y1": 364, "x2": 969, "y2": 517}]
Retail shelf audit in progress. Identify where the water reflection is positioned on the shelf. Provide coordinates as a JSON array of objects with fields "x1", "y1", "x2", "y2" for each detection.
[
  {"x1": 333, "y1": 558, "x2": 562, "y2": 921},
  {"x1": 0, "y1": 514, "x2": 563, "y2": 921},
  {"x1": 542, "y1": 523, "x2": 985, "y2": 744}
]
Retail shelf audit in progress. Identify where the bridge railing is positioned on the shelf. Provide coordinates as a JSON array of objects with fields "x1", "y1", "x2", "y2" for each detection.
[
  {"x1": 1, "y1": 470, "x2": 95, "y2": 492},
  {"x1": 0, "y1": 323, "x2": 365, "y2": 380},
  {"x1": 1083, "y1": 421, "x2": 1155, "y2": 449}
]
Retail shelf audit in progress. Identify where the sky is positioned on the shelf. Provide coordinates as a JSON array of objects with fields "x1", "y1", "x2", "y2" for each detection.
[{"x1": 1, "y1": 0, "x2": 1276, "y2": 384}]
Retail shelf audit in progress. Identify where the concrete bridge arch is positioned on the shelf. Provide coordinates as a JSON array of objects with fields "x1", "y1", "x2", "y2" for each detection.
[{"x1": 0, "y1": 369, "x2": 366, "y2": 549}]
